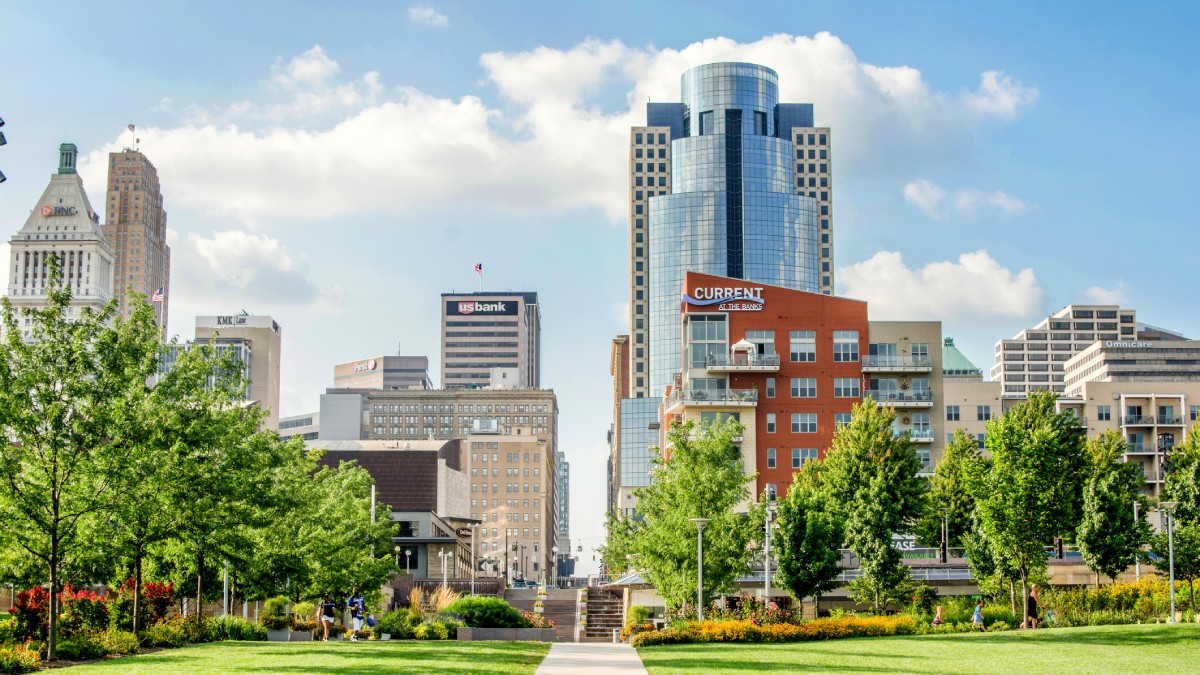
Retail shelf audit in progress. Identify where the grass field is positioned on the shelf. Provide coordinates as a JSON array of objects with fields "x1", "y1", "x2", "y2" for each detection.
[
  {"x1": 637, "y1": 624, "x2": 1200, "y2": 674},
  {"x1": 58, "y1": 640, "x2": 551, "y2": 674}
]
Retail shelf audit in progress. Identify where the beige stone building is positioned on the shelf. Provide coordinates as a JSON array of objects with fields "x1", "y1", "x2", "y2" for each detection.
[
  {"x1": 103, "y1": 149, "x2": 171, "y2": 334},
  {"x1": 194, "y1": 312, "x2": 282, "y2": 430},
  {"x1": 866, "y1": 321, "x2": 945, "y2": 473}
]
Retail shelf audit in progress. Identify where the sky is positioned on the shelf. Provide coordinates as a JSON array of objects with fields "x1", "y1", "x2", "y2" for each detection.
[{"x1": 3, "y1": 1, "x2": 1199, "y2": 573}]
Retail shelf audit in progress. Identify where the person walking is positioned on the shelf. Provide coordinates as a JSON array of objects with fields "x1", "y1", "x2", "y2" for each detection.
[
  {"x1": 320, "y1": 594, "x2": 337, "y2": 641},
  {"x1": 931, "y1": 606, "x2": 944, "y2": 627},
  {"x1": 972, "y1": 599, "x2": 986, "y2": 631},
  {"x1": 1025, "y1": 584, "x2": 1041, "y2": 629},
  {"x1": 347, "y1": 586, "x2": 366, "y2": 641}
]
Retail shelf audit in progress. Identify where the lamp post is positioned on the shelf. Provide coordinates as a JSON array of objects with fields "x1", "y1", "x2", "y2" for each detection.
[
  {"x1": 1161, "y1": 501, "x2": 1178, "y2": 623},
  {"x1": 437, "y1": 549, "x2": 452, "y2": 589},
  {"x1": 471, "y1": 524, "x2": 480, "y2": 596},
  {"x1": 764, "y1": 485, "x2": 776, "y2": 598},
  {"x1": 394, "y1": 545, "x2": 401, "y2": 568},
  {"x1": 1133, "y1": 502, "x2": 1141, "y2": 581},
  {"x1": 405, "y1": 549, "x2": 411, "y2": 576},
  {"x1": 941, "y1": 507, "x2": 951, "y2": 563},
  {"x1": 689, "y1": 518, "x2": 710, "y2": 621},
  {"x1": 552, "y1": 545, "x2": 559, "y2": 589}
]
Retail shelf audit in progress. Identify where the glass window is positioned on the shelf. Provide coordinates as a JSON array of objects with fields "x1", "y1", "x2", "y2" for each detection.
[
  {"x1": 946, "y1": 405, "x2": 960, "y2": 421},
  {"x1": 793, "y1": 448, "x2": 817, "y2": 468},
  {"x1": 766, "y1": 413, "x2": 776, "y2": 433},
  {"x1": 688, "y1": 315, "x2": 727, "y2": 368},
  {"x1": 819, "y1": 133, "x2": 827, "y2": 145},
  {"x1": 977, "y1": 406, "x2": 991, "y2": 421},
  {"x1": 977, "y1": 433, "x2": 987, "y2": 449},
  {"x1": 833, "y1": 331, "x2": 859, "y2": 362},
  {"x1": 765, "y1": 378, "x2": 775, "y2": 398},
  {"x1": 789, "y1": 330, "x2": 815, "y2": 362},
  {"x1": 1191, "y1": 405, "x2": 1200, "y2": 421},
  {"x1": 792, "y1": 413, "x2": 817, "y2": 433},
  {"x1": 1097, "y1": 405, "x2": 1111, "y2": 421},
  {"x1": 791, "y1": 378, "x2": 816, "y2": 398},
  {"x1": 835, "y1": 412, "x2": 852, "y2": 428},
  {"x1": 834, "y1": 378, "x2": 860, "y2": 398},
  {"x1": 767, "y1": 448, "x2": 776, "y2": 469}
]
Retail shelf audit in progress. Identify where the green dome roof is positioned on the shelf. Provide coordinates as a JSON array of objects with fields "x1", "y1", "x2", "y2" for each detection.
[{"x1": 942, "y1": 337, "x2": 982, "y2": 377}]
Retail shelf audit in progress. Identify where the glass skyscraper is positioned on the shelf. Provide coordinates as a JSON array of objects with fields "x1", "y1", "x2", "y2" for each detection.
[{"x1": 645, "y1": 63, "x2": 822, "y2": 396}]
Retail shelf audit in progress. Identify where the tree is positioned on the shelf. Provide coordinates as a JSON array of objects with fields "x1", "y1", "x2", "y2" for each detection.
[
  {"x1": 1077, "y1": 431, "x2": 1150, "y2": 584},
  {"x1": 821, "y1": 398, "x2": 926, "y2": 613},
  {"x1": 0, "y1": 259, "x2": 161, "y2": 659},
  {"x1": 1149, "y1": 522, "x2": 1200, "y2": 612},
  {"x1": 1162, "y1": 428, "x2": 1200, "y2": 527},
  {"x1": 598, "y1": 508, "x2": 639, "y2": 576},
  {"x1": 633, "y1": 418, "x2": 755, "y2": 610},
  {"x1": 774, "y1": 462, "x2": 842, "y2": 612},
  {"x1": 969, "y1": 390, "x2": 1087, "y2": 625},
  {"x1": 915, "y1": 430, "x2": 982, "y2": 549}
]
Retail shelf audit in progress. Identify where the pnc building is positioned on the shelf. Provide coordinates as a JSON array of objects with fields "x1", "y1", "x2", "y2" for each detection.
[{"x1": 440, "y1": 291, "x2": 540, "y2": 389}]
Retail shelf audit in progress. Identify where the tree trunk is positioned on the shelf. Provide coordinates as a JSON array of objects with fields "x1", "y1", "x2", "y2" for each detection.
[
  {"x1": 1008, "y1": 578, "x2": 1016, "y2": 616},
  {"x1": 133, "y1": 544, "x2": 143, "y2": 634},
  {"x1": 1096, "y1": 572, "x2": 1101, "y2": 589},
  {"x1": 48, "y1": 538, "x2": 59, "y2": 661},
  {"x1": 1019, "y1": 570, "x2": 1029, "y2": 630},
  {"x1": 196, "y1": 551, "x2": 204, "y2": 621}
]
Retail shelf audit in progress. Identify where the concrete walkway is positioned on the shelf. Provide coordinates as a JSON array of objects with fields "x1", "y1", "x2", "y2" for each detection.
[{"x1": 536, "y1": 642, "x2": 648, "y2": 674}]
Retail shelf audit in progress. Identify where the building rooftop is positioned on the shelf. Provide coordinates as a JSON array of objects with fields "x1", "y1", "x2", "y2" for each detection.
[{"x1": 942, "y1": 337, "x2": 983, "y2": 377}]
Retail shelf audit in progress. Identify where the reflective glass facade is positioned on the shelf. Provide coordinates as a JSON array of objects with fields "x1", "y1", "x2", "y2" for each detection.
[
  {"x1": 648, "y1": 63, "x2": 820, "y2": 395},
  {"x1": 619, "y1": 397, "x2": 659, "y2": 489}
]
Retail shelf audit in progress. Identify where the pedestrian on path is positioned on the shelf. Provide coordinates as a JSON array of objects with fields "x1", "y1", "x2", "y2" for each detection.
[
  {"x1": 320, "y1": 594, "x2": 337, "y2": 641},
  {"x1": 347, "y1": 586, "x2": 366, "y2": 641}
]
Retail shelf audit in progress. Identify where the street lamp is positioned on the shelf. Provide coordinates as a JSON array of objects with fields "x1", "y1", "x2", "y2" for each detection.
[
  {"x1": 941, "y1": 507, "x2": 951, "y2": 563},
  {"x1": 764, "y1": 485, "x2": 777, "y2": 599},
  {"x1": 471, "y1": 524, "x2": 480, "y2": 596},
  {"x1": 552, "y1": 545, "x2": 559, "y2": 589},
  {"x1": 1161, "y1": 501, "x2": 1178, "y2": 623},
  {"x1": 689, "y1": 518, "x2": 710, "y2": 621},
  {"x1": 394, "y1": 544, "x2": 401, "y2": 568},
  {"x1": 437, "y1": 549, "x2": 452, "y2": 589},
  {"x1": 405, "y1": 549, "x2": 412, "y2": 576}
]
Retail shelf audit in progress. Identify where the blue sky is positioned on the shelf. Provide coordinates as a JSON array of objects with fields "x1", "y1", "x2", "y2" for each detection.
[{"x1": 4, "y1": 1, "x2": 1199, "y2": 571}]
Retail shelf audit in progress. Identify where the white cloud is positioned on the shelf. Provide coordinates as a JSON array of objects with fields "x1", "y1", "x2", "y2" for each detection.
[
  {"x1": 903, "y1": 179, "x2": 1030, "y2": 218},
  {"x1": 409, "y1": 4, "x2": 448, "y2": 27},
  {"x1": 152, "y1": 97, "x2": 174, "y2": 113},
  {"x1": 838, "y1": 250, "x2": 1042, "y2": 320},
  {"x1": 77, "y1": 35, "x2": 1037, "y2": 226},
  {"x1": 1083, "y1": 282, "x2": 1129, "y2": 305}
]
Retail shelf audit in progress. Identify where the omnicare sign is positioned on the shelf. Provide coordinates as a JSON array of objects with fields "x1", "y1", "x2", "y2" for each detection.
[
  {"x1": 683, "y1": 286, "x2": 765, "y2": 311},
  {"x1": 447, "y1": 300, "x2": 519, "y2": 316}
]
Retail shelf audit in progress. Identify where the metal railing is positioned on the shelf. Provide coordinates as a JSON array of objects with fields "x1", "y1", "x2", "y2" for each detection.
[
  {"x1": 1124, "y1": 415, "x2": 1156, "y2": 425},
  {"x1": 666, "y1": 388, "x2": 758, "y2": 407},
  {"x1": 1157, "y1": 416, "x2": 1184, "y2": 425},
  {"x1": 705, "y1": 353, "x2": 781, "y2": 368},
  {"x1": 903, "y1": 428, "x2": 935, "y2": 440},
  {"x1": 865, "y1": 390, "x2": 934, "y2": 403},
  {"x1": 861, "y1": 355, "x2": 934, "y2": 368}
]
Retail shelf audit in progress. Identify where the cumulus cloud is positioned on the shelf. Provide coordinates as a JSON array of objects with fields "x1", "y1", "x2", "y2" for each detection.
[
  {"x1": 76, "y1": 34, "x2": 1037, "y2": 226},
  {"x1": 1083, "y1": 282, "x2": 1128, "y2": 305},
  {"x1": 409, "y1": 4, "x2": 448, "y2": 27},
  {"x1": 838, "y1": 250, "x2": 1042, "y2": 320},
  {"x1": 903, "y1": 179, "x2": 1029, "y2": 218}
]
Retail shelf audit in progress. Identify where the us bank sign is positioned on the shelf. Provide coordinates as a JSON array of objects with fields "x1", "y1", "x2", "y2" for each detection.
[{"x1": 683, "y1": 286, "x2": 766, "y2": 312}]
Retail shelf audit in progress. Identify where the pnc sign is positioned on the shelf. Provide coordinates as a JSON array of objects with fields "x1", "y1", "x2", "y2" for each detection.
[
  {"x1": 683, "y1": 286, "x2": 766, "y2": 312},
  {"x1": 40, "y1": 205, "x2": 77, "y2": 217},
  {"x1": 354, "y1": 359, "x2": 378, "y2": 372}
]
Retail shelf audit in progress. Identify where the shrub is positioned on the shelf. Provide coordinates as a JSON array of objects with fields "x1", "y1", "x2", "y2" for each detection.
[
  {"x1": 408, "y1": 587, "x2": 425, "y2": 613},
  {"x1": 620, "y1": 622, "x2": 655, "y2": 641},
  {"x1": 108, "y1": 579, "x2": 175, "y2": 631},
  {"x1": 261, "y1": 615, "x2": 291, "y2": 630},
  {"x1": 412, "y1": 622, "x2": 431, "y2": 640},
  {"x1": 990, "y1": 621, "x2": 1011, "y2": 632},
  {"x1": 428, "y1": 587, "x2": 459, "y2": 613},
  {"x1": 631, "y1": 615, "x2": 919, "y2": 647},
  {"x1": 97, "y1": 628, "x2": 140, "y2": 655},
  {"x1": 628, "y1": 605, "x2": 652, "y2": 624},
  {"x1": 208, "y1": 616, "x2": 266, "y2": 641},
  {"x1": 142, "y1": 616, "x2": 210, "y2": 648},
  {"x1": 55, "y1": 633, "x2": 107, "y2": 661},
  {"x1": 292, "y1": 601, "x2": 316, "y2": 622},
  {"x1": 0, "y1": 641, "x2": 42, "y2": 674},
  {"x1": 375, "y1": 610, "x2": 413, "y2": 639},
  {"x1": 0, "y1": 619, "x2": 15, "y2": 644},
  {"x1": 58, "y1": 585, "x2": 109, "y2": 638},
  {"x1": 445, "y1": 596, "x2": 528, "y2": 628},
  {"x1": 520, "y1": 609, "x2": 555, "y2": 629},
  {"x1": 10, "y1": 588, "x2": 48, "y2": 642},
  {"x1": 263, "y1": 596, "x2": 289, "y2": 618}
]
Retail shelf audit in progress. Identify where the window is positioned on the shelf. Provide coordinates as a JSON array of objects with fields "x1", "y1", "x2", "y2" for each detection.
[
  {"x1": 912, "y1": 343, "x2": 929, "y2": 362},
  {"x1": 767, "y1": 448, "x2": 776, "y2": 469},
  {"x1": 977, "y1": 433, "x2": 987, "y2": 449},
  {"x1": 833, "y1": 331, "x2": 859, "y2": 362},
  {"x1": 791, "y1": 378, "x2": 816, "y2": 398},
  {"x1": 765, "y1": 378, "x2": 776, "y2": 398},
  {"x1": 792, "y1": 413, "x2": 817, "y2": 433},
  {"x1": 689, "y1": 316, "x2": 727, "y2": 368},
  {"x1": 793, "y1": 448, "x2": 817, "y2": 468},
  {"x1": 947, "y1": 405, "x2": 960, "y2": 421},
  {"x1": 977, "y1": 406, "x2": 992, "y2": 421},
  {"x1": 1097, "y1": 405, "x2": 1111, "y2": 421},
  {"x1": 1191, "y1": 406, "x2": 1200, "y2": 421},
  {"x1": 699, "y1": 111, "x2": 713, "y2": 135},
  {"x1": 835, "y1": 412, "x2": 852, "y2": 428},
  {"x1": 789, "y1": 330, "x2": 815, "y2": 362},
  {"x1": 834, "y1": 378, "x2": 860, "y2": 398},
  {"x1": 766, "y1": 413, "x2": 776, "y2": 433}
]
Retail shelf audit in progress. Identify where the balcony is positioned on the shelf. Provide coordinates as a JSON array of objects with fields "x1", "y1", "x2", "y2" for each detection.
[
  {"x1": 899, "y1": 428, "x2": 935, "y2": 443},
  {"x1": 861, "y1": 355, "x2": 934, "y2": 373},
  {"x1": 705, "y1": 353, "x2": 781, "y2": 373},
  {"x1": 1123, "y1": 415, "x2": 1155, "y2": 426},
  {"x1": 665, "y1": 388, "x2": 758, "y2": 411},
  {"x1": 1157, "y1": 415, "x2": 1184, "y2": 426},
  {"x1": 865, "y1": 390, "x2": 934, "y2": 408}
]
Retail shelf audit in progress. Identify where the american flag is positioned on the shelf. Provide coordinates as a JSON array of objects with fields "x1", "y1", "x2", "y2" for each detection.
[
  {"x1": 474, "y1": 262, "x2": 483, "y2": 275},
  {"x1": 152, "y1": 287, "x2": 164, "y2": 302}
]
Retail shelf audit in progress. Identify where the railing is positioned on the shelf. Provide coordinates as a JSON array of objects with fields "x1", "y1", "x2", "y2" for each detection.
[
  {"x1": 705, "y1": 353, "x2": 781, "y2": 368},
  {"x1": 861, "y1": 355, "x2": 934, "y2": 368},
  {"x1": 865, "y1": 390, "x2": 934, "y2": 403},
  {"x1": 1157, "y1": 416, "x2": 1184, "y2": 425},
  {"x1": 666, "y1": 388, "x2": 758, "y2": 407},
  {"x1": 1124, "y1": 415, "x2": 1155, "y2": 425},
  {"x1": 902, "y1": 428, "x2": 935, "y2": 441}
]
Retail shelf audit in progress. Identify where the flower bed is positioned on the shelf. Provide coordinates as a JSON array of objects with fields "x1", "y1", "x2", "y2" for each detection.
[{"x1": 632, "y1": 615, "x2": 918, "y2": 647}]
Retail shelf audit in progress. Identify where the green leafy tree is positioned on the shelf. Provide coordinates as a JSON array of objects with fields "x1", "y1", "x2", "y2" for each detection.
[
  {"x1": 821, "y1": 399, "x2": 926, "y2": 613},
  {"x1": 970, "y1": 390, "x2": 1087, "y2": 624},
  {"x1": 0, "y1": 259, "x2": 161, "y2": 659},
  {"x1": 915, "y1": 430, "x2": 982, "y2": 548},
  {"x1": 632, "y1": 418, "x2": 755, "y2": 610},
  {"x1": 1077, "y1": 431, "x2": 1150, "y2": 584},
  {"x1": 1149, "y1": 522, "x2": 1200, "y2": 612},
  {"x1": 774, "y1": 462, "x2": 842, "y2": 612},
  {"x1": 1162, "y1": 428, "x2": 1200, "y2": 527},
  {"x1": 598, "y1": 508, "x2": 639, "y2": 576}
]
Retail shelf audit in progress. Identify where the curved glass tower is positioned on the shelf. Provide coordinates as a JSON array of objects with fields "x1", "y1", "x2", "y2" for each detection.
[{"x1": 647, "y1": 63, "x2": 821, "y2": 396}]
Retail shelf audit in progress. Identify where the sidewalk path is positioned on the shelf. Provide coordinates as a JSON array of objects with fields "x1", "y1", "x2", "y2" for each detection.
[{"x1": 536, "y1": 642, "x2": 648, "y2": 674}]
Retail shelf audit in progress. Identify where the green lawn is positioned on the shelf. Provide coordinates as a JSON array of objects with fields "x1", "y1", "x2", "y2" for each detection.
[
  {"x1": 638, "y1": 624, "x2": 1200, "y2": 674},
  {"x1": 59, "y1": 640, "x2": 551, "y2": 674}
]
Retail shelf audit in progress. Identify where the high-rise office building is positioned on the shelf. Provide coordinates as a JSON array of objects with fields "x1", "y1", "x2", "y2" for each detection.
[
  {"x1": 333, "y1": 355, "x2": 433, "y2": 390},
  {"x1": 6, "y1": 144, "x2": 115, "y2": 338},
  {"x1": 441, "y1": 291, "x2": 540, "y2": 388},
  {"x1": 103, "y1": 149, "x2": 171, "y2": 334},
  {"x1": 194, "y1": 311, "x2": 283, "y2": 430},
  {"x1": 630, "y1": 62, "x2": 829, "y2": 399}
]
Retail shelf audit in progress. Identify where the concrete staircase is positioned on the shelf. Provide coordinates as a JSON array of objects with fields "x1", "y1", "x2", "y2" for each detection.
[
  {"x1": 503, "y1": 588, "x2": 578, "y2": 642},
  {"x1": 582, "y1": 587, "x2": 624, "y2": 642}
]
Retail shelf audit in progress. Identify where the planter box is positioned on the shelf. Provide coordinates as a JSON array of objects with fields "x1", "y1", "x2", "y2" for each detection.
[
  {"x1": 266, "y1": 628, "x2": 290, "y2": 642},
  {"x1": 288, "y1": 630, "x2": 313, "y2": 642},
  {"x1": 457, "y1": 627, "x2": 557, "y2": 642}
]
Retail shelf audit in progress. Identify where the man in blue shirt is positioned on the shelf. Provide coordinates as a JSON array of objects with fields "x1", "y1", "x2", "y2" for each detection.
[{"x1": 347, "y1": 587, "x2": 366, "y2": 640}]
